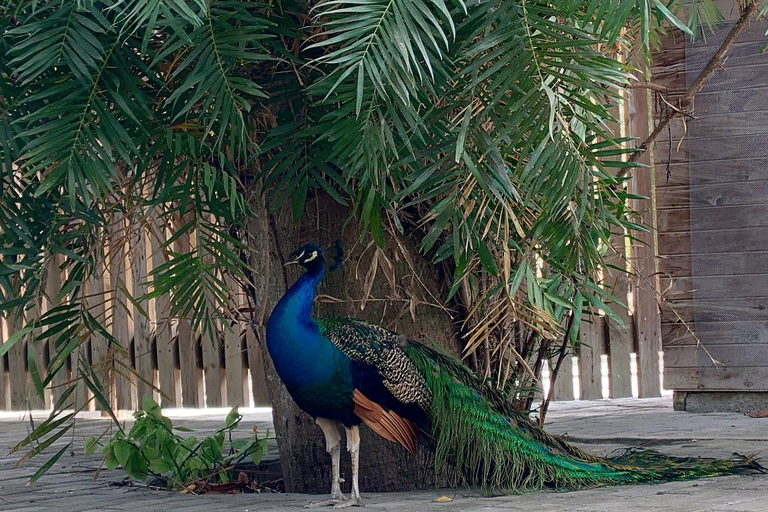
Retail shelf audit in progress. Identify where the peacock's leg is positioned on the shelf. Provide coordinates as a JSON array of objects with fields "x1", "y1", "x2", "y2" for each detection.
[
  {"x1": 305, "y1": 418, "x2": 346, "y2": 508},
  {"x1": 333, "y1": 425, "x2": 363, "y2": 508}
]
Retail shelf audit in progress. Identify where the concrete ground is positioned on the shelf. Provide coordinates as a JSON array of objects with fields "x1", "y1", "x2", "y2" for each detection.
[{"x1": 1, "y1": 397, "x2": 767, "y2": 512}]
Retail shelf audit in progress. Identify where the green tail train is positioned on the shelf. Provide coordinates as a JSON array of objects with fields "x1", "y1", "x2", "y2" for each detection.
[{"x1": 405, "y1": 342, "x2": 765, "y2": 493}]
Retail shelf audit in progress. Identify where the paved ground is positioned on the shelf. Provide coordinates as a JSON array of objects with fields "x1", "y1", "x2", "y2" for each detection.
[{"x1": 1, "y1": 397, "x2": 767, "y2": 511}]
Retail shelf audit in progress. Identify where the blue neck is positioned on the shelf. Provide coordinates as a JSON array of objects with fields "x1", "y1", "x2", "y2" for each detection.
[
  {"x1": 267, "y1": 260, "x2": 336, "y2": 386},
  {"x1": 281, "y1": 262, "x2": 325, "y2": 324}
]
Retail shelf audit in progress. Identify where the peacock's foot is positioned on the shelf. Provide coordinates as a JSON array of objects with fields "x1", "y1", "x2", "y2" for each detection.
[
  {"x1": 332, "y1": 497, "x2": 364, "y2": 509},
  {"x1": 304, "y1": 495, "x2": 347, "y2": 509}
]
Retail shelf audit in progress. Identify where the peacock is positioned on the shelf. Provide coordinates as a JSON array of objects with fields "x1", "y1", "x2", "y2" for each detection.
[{"x1": 266, "y1": 242, "x2": 764, "y2": 508}]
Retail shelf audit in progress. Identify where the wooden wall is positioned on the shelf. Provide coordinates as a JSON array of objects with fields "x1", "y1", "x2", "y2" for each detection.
[{"x1": 653, "y1": 8, "x2": 768, "y2": 392}]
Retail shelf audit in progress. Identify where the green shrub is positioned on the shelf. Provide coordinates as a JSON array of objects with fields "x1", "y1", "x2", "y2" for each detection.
[{"x1": 88, "y1": 396, "x2": 268, "y2": 489}]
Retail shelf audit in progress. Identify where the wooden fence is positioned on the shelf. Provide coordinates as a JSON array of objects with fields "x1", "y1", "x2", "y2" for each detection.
[
  {"x1": 0, "y1": 213, "x2": 270, "y2": 412},
  {"x1": 0, "y1": 77, "x2": 665, "y2": 413}
]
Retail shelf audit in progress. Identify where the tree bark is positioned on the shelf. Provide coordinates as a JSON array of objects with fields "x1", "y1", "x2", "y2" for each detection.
[{"x1": 244, "y1": 190, "x2": 459, "y2": 493}]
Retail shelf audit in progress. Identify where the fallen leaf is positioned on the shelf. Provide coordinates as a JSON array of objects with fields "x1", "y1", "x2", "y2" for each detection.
[
  {"x1": 433, "y1": 496, "x2": 453, "y2": 503},
  {"x1": 748, "y1": 410, "x2": 768, "y2": 418}
]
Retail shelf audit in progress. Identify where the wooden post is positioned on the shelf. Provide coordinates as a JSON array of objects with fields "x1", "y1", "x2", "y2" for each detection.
[
  {"x1": 628, "y1": 65, "x2": 663, "y2": 398},
  {"x1": 149, "y1": 214, "x2": 178, "y2": 407}
]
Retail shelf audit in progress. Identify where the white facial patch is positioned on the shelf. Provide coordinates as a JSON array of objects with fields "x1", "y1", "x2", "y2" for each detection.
[{"x1": 304, "y1": 250, "x2": 318, "y2": 262}]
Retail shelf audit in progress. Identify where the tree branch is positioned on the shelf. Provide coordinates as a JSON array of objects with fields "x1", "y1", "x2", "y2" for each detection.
[{"x1": 621, "y1": 0, "x2": 761, "y2": 174}]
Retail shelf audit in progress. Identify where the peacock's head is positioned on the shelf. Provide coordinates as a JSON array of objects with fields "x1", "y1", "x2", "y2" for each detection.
[{"x1": 286, "y1": 243, "x2": 325, "y2": 271}]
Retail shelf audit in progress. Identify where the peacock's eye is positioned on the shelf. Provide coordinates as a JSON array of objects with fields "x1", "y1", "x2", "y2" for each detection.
[{"x1": 303, "y1": 250, "x2": 318, "y2": 262}]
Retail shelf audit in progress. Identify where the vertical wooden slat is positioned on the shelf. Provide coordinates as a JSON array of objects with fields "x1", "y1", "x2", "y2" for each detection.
[
  {"x1": 28, "y1": 292, "x2": 47, "y2": 410},
  {"x1": 6, "y1": 309, "x2": 27, "y2": 409},
  {"x1": 1, "y1": 318, "x2": 8, "y2": 410},
  {"x1": 602, "y1": 86, "x2": 634, "y2": 399},
  {"x1": 201, "y1": 331, "x2": 223, "y2": 407},
  {"x1": 130, "y1": 220, "x2": 153, "y2": 407},
  {"x1": 578, "y1": 313, "x2": 604, "y2": 399},
  {"x1": 149, "y1": 215, "x2": 177, "y2": 407},
  {"x1": 176, "y1": 217, "x2": 201, "y2": 407},
  {"x1": 87, "y1": 259, "x2": 108, "y2": 411},
  {"x1": 605, "y1": 251, "x2": 634, "y2": 399},
  {"x1": 244, "y1": 206, "x2": 270, "y2": 406},
  {"x1": 224, "y1": 275, "x2": 245, "y2": 407},
  {"x1": 109, "y1": 211, "x2": 133, "y2": 410},
  {"x1": 551, "y1": 355, "x2": 574, "y2": 401},
  {"x1": 48, "y1": 261, "x2": 70, "y2": 405},
  {"x1": 246, "y1": 327, "x2": 269, "y2": 406},
  {"x1": 628, "y1": 67, "x2": 663, "y2": 398}
]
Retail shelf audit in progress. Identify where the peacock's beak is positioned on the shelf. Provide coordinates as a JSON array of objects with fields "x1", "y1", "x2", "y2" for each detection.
[{"x1": 283, "y1": 259, "x2": 299, "y2": 268}]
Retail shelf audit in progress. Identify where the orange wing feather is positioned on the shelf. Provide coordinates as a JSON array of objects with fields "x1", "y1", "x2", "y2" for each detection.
[{"x1": 352, "y1": 389, "x2": 418, "y2": 454}]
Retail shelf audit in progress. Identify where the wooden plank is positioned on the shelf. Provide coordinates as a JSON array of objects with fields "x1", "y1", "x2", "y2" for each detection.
[
  {"x1": 659, "y1": 251, "x2": 768, "y2": 278},
  {"x1": 658, "y1": 253, "x2": 694, "y2": 277},
  {"x1": 689, "y1": 86, "x2": 768, "y2": 116},
  {"x1": 664, "y1": 343, "x2": 768, "y2": 368},
  {"x1": 223, "y1": 275, "x2": 245, "y2": 407},
  {"x1": 661, "y1": 274, "x2": 768, "y2": 300},
  {"x1": 48, "y1": 257, "x2": 70, "y2": 406},
  {"x1": 129, "y1": 221, "x2": 154, "y2": 408},
  {"x1": 175, "y1": 220, "x2": 201, "y2": 408},
  {"x1": 28, "y1": 293, "x2": 47, "y2": 410},
  {"x1": 0, "y1": 317, "x2": 7, "y2": 410},
  {"x1": 664, "y1": 366, "x2": 768, "y2": 392},
  {"x1": 657, "y1": 180, "x2": 768, "y2": 211},
  {"x1": 628, "y1": 70, "x2": 662, "y2": 398},
  {"x1": 662, "y1": 297, "x2": 768, "y2": 323},
  {"x1": 550, "y1": 354, "x2": 574, "y2": 401},
  {"x1": 87, "y1": 259, "x2": 108, "y2": 411},
  {"x1": 149, "y1": 216, "x2": 177, "y2": 407},
  {"x1": 177, "y1": 319, "x2": 201, "y2": 407},
  {"x1": 223, "y1": 322, "x2": 245, "y2": 407},
  {"x1": 244, "y1": 208, "x2": 270, "y2": 406},
  {"x1": 578, "y1": 313, "x2": 604, "y2": 400},
  {"x1": 659, "y1": 227, "x2": 768, "y2": 256},
  {"x1": 600, "y1": 85, "x2": 634, "y2": 400},
  {"x1": 201, "y1": 331, "x2": 223, "y2": 407},
  {"x1": 6, "y1": 309, "x2": 27, "y2": 409},
  {"x1": 109, "y1": 211, "x2": 133, "y2": 411},
  {"x1": 685, "y1": 17, "x2": 768, "y2": 47},
  {"x1": 246, "y1": 326, "x2": 269, "y2": 406},
  {"x1": 656, "y1": 158, "x2": 768, "y2": 189},
  {"x1": 686, "y1": 40, "x2": 768, "y2": 74},
  {"x1": 663, "y1": 320, "x2": 768, "y2": 346},
  {"x1": 674, "y1": 111, "x2": 768, "y2": 139},
  {"x1": 655, "y1": 135, "x2": 768, "y2": 165},
  {"x1": 604, "y1": 266, "x2": 633, "y2": 399}
]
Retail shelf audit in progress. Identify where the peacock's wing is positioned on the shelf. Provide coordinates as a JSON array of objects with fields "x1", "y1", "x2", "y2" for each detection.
[{"x1": 315, "y1": 317, "x2": 431, "y2": 453}]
